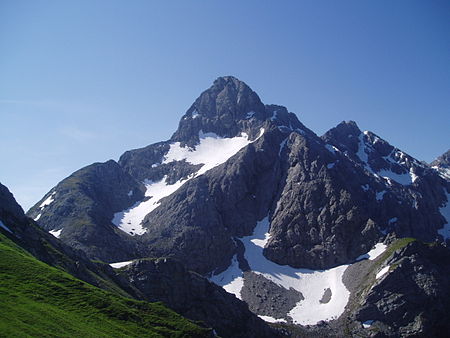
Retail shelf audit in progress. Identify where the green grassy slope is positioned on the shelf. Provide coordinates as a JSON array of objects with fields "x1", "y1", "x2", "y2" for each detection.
[{"x1": 0, "y1": 233, "x2": 209, "y2": 337}]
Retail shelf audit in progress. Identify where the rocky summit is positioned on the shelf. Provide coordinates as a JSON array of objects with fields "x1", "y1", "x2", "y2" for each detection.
[{"x1": 25, "y1": 76, "x2": 450, "y2": 337}]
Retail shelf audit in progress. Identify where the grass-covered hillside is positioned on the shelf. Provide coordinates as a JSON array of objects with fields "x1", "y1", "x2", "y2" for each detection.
[{"x1": 0, "y1": 233, "x2": 209, "y2": 337}]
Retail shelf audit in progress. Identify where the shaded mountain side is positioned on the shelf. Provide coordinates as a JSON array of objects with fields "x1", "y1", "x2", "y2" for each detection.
[
  {"x1": 431, "y1": 149, "x2": 450, "y2": 181},
  {"x1": 118, "y1": 258, "x2": 278, "y2": 338},
  {"x1": 0, "y1": 232, "x2": 209, "y2": 337},
  {"x1": 26, "y1": 160, "x2": 147, "y2": 262},
  {"x1": 431, "y1": 149, "x2": 450, "y2": 169}
]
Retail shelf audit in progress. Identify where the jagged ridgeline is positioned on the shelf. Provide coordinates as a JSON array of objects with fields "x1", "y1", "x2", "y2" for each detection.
[{"x1": 25, "y1": 76, "x2": 450, "y2": 336}]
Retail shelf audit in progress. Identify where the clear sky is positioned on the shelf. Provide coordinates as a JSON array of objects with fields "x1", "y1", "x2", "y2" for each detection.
[{"x1": 1, "y1": 0, "x2": 449, "y2": 210}]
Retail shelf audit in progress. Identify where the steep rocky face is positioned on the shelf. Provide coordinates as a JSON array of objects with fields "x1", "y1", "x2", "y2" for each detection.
[
  {"x1": 322, "y1": 121, "x2": 450, "y2": 242},
  {"x1": 265, "y1": 130, "x2": 381, "y2": 269},
  {"x1": 27, "y1": 160, "x2": 146, "y2": 262},
  {"x1": 431, "y1": 149, "x2": 450, "y2": 168},
  {"x1": 120, "y1": 258, "x2": 278, "y2": 338},
  {"x1": 171, "y1": 76, "x2": 267, "y2": 146},
  {"x1": 431, "y1": 149, "x2": 450, "y2": 181},
  {"x1": 351, "y1": 241, "x2": 450, "y2": 337}
]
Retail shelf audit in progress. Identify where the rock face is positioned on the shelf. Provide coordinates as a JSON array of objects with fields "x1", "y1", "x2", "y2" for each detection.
[
  {"x1": 431, "y1": 149, "x2": 450, "y2": 181},
  {"x1": 431, "y1": 149, "x2": 450, "y2": 169},
  {"x1": 27, "y1": 160, "x2": 146, "y2": 262},
  {"x1": 350, "y1": 240, "x2": 450, "y2": 337},
  {"x1": 120, "y1": 258, "x2": 277, "y2": 338}
]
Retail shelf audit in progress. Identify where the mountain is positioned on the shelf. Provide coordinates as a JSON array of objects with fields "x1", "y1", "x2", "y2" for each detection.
[
  {"x1": 431, "y1": 149, "x2": 450, "y2": 180},
  {"x1": 27, "y1": 76, "x2": 450, "y2": 336}
]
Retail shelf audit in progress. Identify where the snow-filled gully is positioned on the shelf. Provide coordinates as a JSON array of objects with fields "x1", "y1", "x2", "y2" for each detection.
[
  {"x1": 210, "y1": 217, "x2": 387, "y2": 325},
  {"x1": 112, "y1": 129, "x2": 264, "y2": 235}
]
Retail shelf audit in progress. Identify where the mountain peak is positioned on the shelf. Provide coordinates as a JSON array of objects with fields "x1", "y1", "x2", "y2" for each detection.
[
  {"x1": 193, "y1": 75, "x2": 265, "y2": 119},
  {"x1": 170, "y1": 76, "x2": 267, "y2": 145},
  {"x1": 431, "y1": 149, "x2": 450, "y2": 169}
]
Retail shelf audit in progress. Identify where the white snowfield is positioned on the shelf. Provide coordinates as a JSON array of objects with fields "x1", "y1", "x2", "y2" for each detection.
[
  {"x1": 258, "y1": 315, "x2": 287, "y2": 323},
  {"x1": 49, "y1": 228, "x2": 62, "y2": 238},
  {"x1": 356, "y1": 242, "x2": 387, "y2": 261},
  {"x1": 376, "y1": 265, "x2": 391, "y2": 279},
  {"x1": 209, "y1": 254, "x2": 244, "y2": 299},
  {"x1": 109, "y1": 260, "x2": 133, "y2": 269},
  {"x1": 113, "y1": 129, "x2": 265, "y2": 236},
  {"x1": 437, "y1": 192, "x2": 450, "y2": 240},
  {"x1": 210, "y1": 217, "x2": 389, "y2": 325},
  {"x1": 34, "y1": 191, "x2": 56, "y2": 221}
]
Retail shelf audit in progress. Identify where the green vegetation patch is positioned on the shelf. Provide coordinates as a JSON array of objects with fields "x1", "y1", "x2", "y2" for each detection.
[{"x1": 0, "y1": 234, "x2": 208, "y2": 337}]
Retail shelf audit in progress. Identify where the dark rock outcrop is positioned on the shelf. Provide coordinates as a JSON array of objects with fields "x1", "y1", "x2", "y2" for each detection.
[
  {"x1": 120, "y1": 258, "x2": 277, "y2": 338},
  {"x1": 431, "y1": 149, "x2": 450, "y2": 169},
  {"x1": 27, "y1": 160, "x2": 146, "y2": 262},
  {"x1": 353, "y1": 241, "x2": 450, "y2": 337}
]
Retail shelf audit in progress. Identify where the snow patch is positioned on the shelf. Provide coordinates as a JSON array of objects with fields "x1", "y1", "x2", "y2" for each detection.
[
  {"x1": 39, "y1": 192, "x2": 56, "y2": 209},
  {"x1": 110, "y1": 261, "x2": 133, "y2": 269},
  {"x1": 410, "y1": 168, "x2": 419, "y2": 183},
  {"x1": 356, "y1": 243, "x2": 387, "y2": 261},
  {"x1": 49, "y1": 229, "x2": 62, "y2": 238},
  {"x1": 191, "y1": 110, "x2": 200, "y2": 119},
  {"x1": 362, "y1": 320, "x2": 374, "y2": 328},
  {"x1": 437, "y1": 192, "x2": 450, "y2": 240},
  {"x1": 127, "y1": 190, "x2": 133, "y2": 197},
  {"x1": 361, "y1": 184, "x2": 370, "y2": 192},
  {"x1": 209, "y1": 254, "x2": 244, "y2": 300},
  {"x1": 376, "y1": 265, "x2": 390, "y2": 279},
  {"x1": 151, "y1": 163, "x2": 159, "y2": 168},
  {"x1": 163, "y1": 129, "x2": 263, "y2": 176},
  {"x1": 34, "y1": 191, "x2": 56, "y2": 221},
  {"x1": 325, "y1": 144, "x2": 339, "y2": 154},
  {"x1": 0, "y1": 220, "x2": 13, "y2": 234},
  {"x1": 112, "y1": 176, "x2": 187, "y2": 235},
  {"x1": 241, "y1": 217, "x2": 350, "y2": 325},
  {"x1": 258, "y1": 315, "x2": 287, "y2": 323},
  {"x1": 379, "y1": 169, "x2": 413, "y2": 185}
]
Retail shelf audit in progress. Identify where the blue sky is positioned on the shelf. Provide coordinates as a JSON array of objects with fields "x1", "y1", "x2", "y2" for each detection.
[{"x1": 1, "y1": 0, "x2": 449, "y2": 210}]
